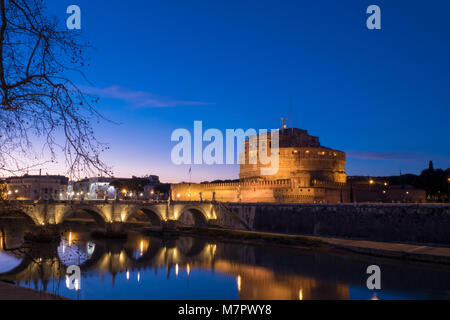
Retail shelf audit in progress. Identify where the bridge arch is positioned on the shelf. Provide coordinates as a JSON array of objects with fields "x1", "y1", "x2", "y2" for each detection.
[
  {"x1": 0, "y1": 208, "x2": 40, "y2": 225},
  {"x1": 125, "y1": 208, "x2": 163, "y2": 227},
  {"x1": 61, "y1": 206, "x2": 108, "y2": 227},
  {"x1": 177, "y1": 205, "x2": 208, "y2": 227}
]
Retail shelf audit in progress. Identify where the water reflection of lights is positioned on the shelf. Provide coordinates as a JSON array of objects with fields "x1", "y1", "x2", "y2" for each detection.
[
  {"x1": 132, "y1": 239, "x2": 149, "y2": 259},
  {"x1": 137, "y1": 272, "x2": 140, "y2": 282},
  {"x1": 86, "y1": 242, "x2": 95, "y2": 257},
  {"x1": 236, "y1": 275, "x2": 242, "y2": 292},
  {"x1": 208, "y1": 244, "x2": 217, "y2": 257},
  {"x1": 175, "y1": 264, "x2": 179, "y2": 277},
  {"x1": 126, "y1": 270, "x2": 130, "y2": 280},
  {"x1": 65, "y1": 275, "x2": 81, "y2": 291},
  {"x1": 186, "y1": 264, "x2": 190, "y2": 276},
  {"x1": 58, "y1": 236, "x2": 92, "y2": 266},
  {"x1": 298, "y1": 289, "x2": 303, "y2": 300},
  {"x1": 370, "y1": 293, "x2": 379, "y2": 300},
  {"x1": 75, "y1": 278, "x2": 81, "y2": 291}
]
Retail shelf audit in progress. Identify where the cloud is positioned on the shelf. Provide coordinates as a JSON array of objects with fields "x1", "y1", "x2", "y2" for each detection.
[
  {"x1": 79, "y1": 85, "x2": 214, "y2": 108},
  {"x1": 347, "y1": 151, "x2": 425, "y2": 162}
]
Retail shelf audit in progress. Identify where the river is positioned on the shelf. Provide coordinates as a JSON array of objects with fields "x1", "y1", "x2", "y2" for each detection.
[{"x1": 0, "y1": 219, "x2": 449, "y2": 300}]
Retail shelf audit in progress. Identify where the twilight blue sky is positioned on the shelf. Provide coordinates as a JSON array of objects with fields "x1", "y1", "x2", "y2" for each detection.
[{"x1": 42, "y1": 0, "x2": 449, "y2": 182}]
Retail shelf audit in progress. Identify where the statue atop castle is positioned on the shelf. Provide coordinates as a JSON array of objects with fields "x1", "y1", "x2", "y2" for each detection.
[{"x1": 281, "y1": 117, "x2": 288, "y2": 129}]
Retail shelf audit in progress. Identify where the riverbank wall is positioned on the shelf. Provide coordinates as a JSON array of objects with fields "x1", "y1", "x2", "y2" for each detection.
[{"x1": 214, "y1": 203, "x2": 450, "y2": 245}]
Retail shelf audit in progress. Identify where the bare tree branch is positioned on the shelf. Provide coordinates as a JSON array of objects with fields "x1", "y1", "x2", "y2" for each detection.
[{"x1": 0, "y1": 0, "x2": 111, "y2": 179}]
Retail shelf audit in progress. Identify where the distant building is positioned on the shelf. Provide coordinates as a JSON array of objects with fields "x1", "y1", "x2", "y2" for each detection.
[
  {"x1": 0, "y1": 179, "x2": 6, "y2": 199},
  {"x1": 69, "y1": 175, "x2": 160, "y2": 200},
  {"x1": 387, "y1": 185, "x2": 426, "y2": 203},
  {"x1": 348, "y1": 177, "x2": 426, "y2": 203},
  {"x1": 5, "y1": 175, "x2": 68, "y2": 201},
  {"x1": 69, "y1": 177, "x2": 117, "y2": 200}
]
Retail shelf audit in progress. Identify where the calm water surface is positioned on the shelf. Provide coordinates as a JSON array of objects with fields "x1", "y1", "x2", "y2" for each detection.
[{"x1": 0, "y1": 220, "x2": 450, "y2": 300}]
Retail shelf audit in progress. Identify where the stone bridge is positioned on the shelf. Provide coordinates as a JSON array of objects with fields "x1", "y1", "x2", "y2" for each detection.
[
  {"x1": 1, "y1": 200, "x2": 212, "y2": 227},
  {"x1": 0, "y1": 200, "x2": 249, "y2": 231}
]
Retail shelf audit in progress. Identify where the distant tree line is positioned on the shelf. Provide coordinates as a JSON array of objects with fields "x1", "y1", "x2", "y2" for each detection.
[
  {"x1": 352, "y1": 161, "x2": 450, "y2": 202},
  {"x1": 200, "y1": 179, "x2": 240, "y2": 184}
]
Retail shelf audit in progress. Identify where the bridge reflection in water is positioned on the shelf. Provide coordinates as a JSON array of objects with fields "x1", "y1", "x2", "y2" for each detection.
[{"x1": 1, "y1": 221, "x2": 450, "y2": 300}]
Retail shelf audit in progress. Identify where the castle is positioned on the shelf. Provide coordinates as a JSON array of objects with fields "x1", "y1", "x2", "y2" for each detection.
[{"x1": 171, "y1": 124, "x2": 349, "y2": 203}]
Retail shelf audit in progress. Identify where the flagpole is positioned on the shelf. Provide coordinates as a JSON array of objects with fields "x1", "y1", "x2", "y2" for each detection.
[
  {"x1": 188, "y1": 166, "x2": 192, "y2": 199},
  {"x1": 189, "y1": 166, "x2": 192, "y2": 184}
]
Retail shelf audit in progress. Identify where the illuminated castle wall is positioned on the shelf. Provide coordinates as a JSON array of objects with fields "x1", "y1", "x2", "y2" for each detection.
[{"x1": 171, "y1": 127, "x2": 349, "y2": 203}]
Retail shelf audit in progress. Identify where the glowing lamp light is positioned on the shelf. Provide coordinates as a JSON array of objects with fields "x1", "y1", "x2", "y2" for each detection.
[
  {"x1": 74, "y1": 279, "x2": 80, "y2": 291},
  {"x1": 176, "y1": 193, "x2": 181, "y2": 198},
  {"x1": 369, "y1": 180, "x2": 375, "y2": 185}
]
